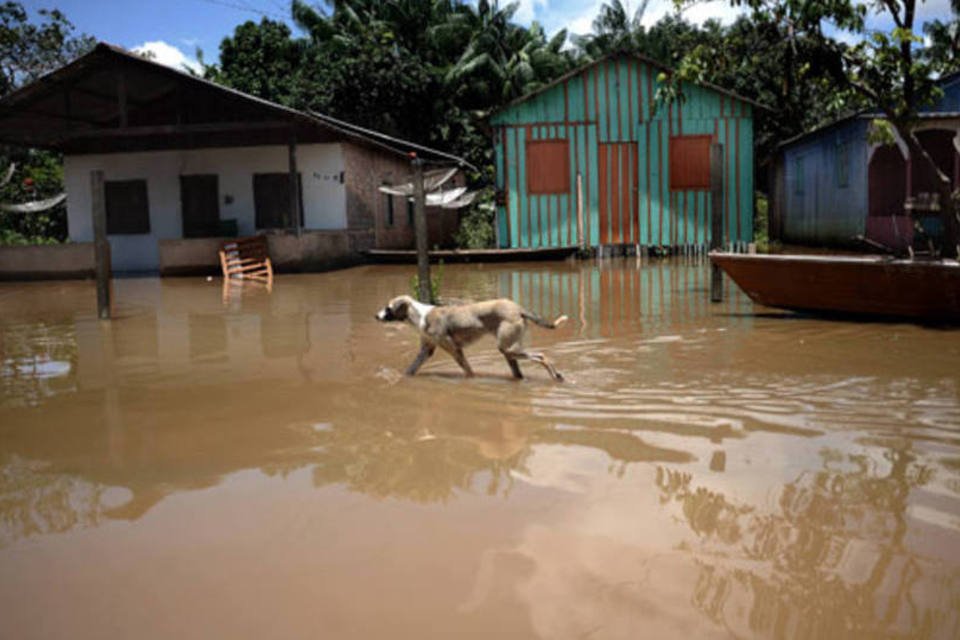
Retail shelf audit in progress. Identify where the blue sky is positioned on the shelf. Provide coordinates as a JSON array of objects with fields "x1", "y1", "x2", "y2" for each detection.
[{"x1": 24, "y1": 0, "x2": 955, "y2": 72}]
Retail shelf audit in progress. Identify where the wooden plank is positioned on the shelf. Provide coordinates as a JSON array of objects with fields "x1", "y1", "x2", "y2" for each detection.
[
  {"x1": 587, "y1": 125, "x2": 599, "y2": 245},
  {"x1": 599, "y1": 142, "x2": 609, "y2": 244}
]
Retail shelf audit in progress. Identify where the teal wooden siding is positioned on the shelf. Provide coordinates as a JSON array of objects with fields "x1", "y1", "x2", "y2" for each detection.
[{"x1": 492, "y1": 54, "x2": 755, "y2": 249}]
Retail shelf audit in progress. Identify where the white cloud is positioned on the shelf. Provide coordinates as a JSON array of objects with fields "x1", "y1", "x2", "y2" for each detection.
[
  {"x1": 678, "y1": 1, "x2": 748, "y2": 27},
  {"x1": 564, "y1": 1, "x2": 604, "y2": 36},
  {"x1": 132, "y1": 41, "x2": 201, "y2": 74},
  {"x1": 516, "y1": 0, "x2": 551, "y2": 25},
  {"x1": 544, "y1": 0, "x2": 748, "y2": 39}
]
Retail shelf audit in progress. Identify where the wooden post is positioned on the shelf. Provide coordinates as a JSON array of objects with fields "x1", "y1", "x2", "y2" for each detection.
[
  {"x1": 91, "y1": 170, "x2": 111, "y2": 319},
  {"x1": 576, "y1": 172, "x2": 585, "y2": 251},
  {"x1": 412, "y1": 157, "x2": 432, "y2": 303},
  {"x1": 710, "y1": 143, "x2": 724, "y2": 303},
  {"x1": 288, "y1": 133, "x2": 301, "y2": 237}
]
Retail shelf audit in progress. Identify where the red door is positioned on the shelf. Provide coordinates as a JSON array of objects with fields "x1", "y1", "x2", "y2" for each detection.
[{"x1": 598, "y1": 143, "x2": 638, "y2": 244}]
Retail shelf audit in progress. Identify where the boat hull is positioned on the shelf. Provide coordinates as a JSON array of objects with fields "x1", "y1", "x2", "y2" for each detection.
[{"x1": 710, "y1": 253, "x2": 960, "y2": 322}]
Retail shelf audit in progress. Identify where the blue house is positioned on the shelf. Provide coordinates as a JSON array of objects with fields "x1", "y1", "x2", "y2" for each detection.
[{"x1": 771, "y1": 72, "x2": 960, "y2": 250}]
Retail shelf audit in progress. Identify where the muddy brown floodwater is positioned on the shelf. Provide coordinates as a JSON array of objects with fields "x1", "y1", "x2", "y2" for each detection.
[{"x1": 1, "y1": 258, "x2": 959, "y2": 639}]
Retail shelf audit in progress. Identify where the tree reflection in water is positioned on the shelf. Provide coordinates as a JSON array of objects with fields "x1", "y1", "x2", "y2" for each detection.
[
  {"x1": 0, "y1": 455, "x2": 123, "y2": 547},
  {"x1": 657, "y1": 440, "x2": 957, "y2": 638}
]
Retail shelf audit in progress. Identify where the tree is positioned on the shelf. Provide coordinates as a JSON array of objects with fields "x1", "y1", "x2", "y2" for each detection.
[
  {"x1": 922, "y1": 0, "x2": 960, "y2": 74},
  {"x1": 0, "y1": 2, "x2": 94, "y2": 244},
  {"x1": 201, "y1": 19, "x2": 307, "y2": 108},
  {"x1": 0, "y1": 2, "x2": 94, "y2": 95}
]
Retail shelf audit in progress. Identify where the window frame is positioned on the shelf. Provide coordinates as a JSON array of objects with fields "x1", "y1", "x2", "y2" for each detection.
[
  {"x1": 793, "y1": 157, "x2": 805, "y2": 196},
  {"x1": 836, "y1": 141, "x2": 850, "y2": 188}
]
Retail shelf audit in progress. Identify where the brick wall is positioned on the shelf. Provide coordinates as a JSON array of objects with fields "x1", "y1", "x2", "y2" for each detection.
[{"x1": 342, "y1": 142, "x2": 464, "y2": 249}]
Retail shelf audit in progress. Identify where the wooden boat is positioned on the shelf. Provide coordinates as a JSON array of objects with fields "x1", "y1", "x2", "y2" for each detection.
[{"x1": 710, "y1": 252, "x2": 960, "y2": 322}]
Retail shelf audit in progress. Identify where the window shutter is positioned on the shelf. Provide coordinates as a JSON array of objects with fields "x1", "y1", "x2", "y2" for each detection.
[{"x1": 526, "y1": 140, "x2": 570, "y2": 194}]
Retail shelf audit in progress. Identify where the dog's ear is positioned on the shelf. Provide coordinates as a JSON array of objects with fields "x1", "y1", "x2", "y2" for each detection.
[{"x1": 390, "y1": 297, "x2": 410, "y2": 320}]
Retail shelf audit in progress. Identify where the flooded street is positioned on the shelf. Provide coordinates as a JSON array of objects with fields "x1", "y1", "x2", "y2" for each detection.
[{"x1": 1, "y1": 258, "x2": 959, "y2": 639}]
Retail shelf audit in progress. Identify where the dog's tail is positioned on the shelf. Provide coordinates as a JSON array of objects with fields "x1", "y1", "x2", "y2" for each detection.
[{"x1": 521, "y1": 310, "x2": 569, "y2": 329}]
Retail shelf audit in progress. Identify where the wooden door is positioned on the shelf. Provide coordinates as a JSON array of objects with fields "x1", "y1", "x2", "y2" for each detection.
[
  {"x1": 180, "y1": 174, "x2": 220, "y2": 238},
  {"x1": 598, "y1": 143, "x2": 638, "y2": 244}
]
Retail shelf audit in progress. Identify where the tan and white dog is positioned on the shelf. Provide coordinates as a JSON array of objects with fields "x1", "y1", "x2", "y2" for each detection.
[{"x1": 375, "y1": 295, "x2": 567, "y2": 381}]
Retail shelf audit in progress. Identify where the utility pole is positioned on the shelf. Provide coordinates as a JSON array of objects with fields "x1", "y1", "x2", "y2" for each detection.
[
  {"x1": 411, "y1": 155, "x2": 432, "y2": 303},
  {"x1": 710, "y1": 143, "x2": 724, "y2": 303}
]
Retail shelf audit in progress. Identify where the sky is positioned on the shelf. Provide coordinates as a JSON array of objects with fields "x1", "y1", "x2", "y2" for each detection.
[{"x1": 24, "y1": 0, "x2": 955, "y2": 73}]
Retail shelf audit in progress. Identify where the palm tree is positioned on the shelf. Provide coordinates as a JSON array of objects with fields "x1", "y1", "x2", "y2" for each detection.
[
  {"x1": 574, "y1": 0, "x2": 651, "y2": 60},
  {"x1": 444, "y1": 0, "x2": 572, "y2": 108}
]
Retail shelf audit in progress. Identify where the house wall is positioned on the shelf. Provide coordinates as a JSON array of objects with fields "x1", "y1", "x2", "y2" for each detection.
[
  {"x1": 343, "y1": 143, "x2": 464, "y2": 249},
  {"x1": 0, "y1": 242, "x2": 94, "y2": 280},
  {"x1": 491, "y1": 55, "x2": 755, "y2": 249},
  {"x1": 343, "y1": 143, "x2": 411, "y2": 249},
  {"x1": 64, "y1": 143, "x2": 348, "y2": 271},
  {"x1": 781, "y1": 119, "x2": 869, "y2": 246}
]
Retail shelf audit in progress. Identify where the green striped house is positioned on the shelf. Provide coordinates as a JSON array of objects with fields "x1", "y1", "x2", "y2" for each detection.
[{"x1": 491, "y1": 52, "x2": 758, "y2": 250}]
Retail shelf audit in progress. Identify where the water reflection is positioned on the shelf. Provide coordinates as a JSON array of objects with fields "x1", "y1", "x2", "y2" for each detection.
[
  {"x1": 0, "y1": 260, "x2": 958, "y2": 638},
  {"x1": 660, "y1": 441, "x2": 956, "y2": 638}
]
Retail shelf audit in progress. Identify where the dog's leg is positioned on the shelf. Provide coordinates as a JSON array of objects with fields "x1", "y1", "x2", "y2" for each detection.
[
  {"x1": 405, "y1": 342, "x2": 436, "y2": 376},
  {"x1": 448, "y1": 345, "x2": 475, "y2": 377},
  {"x1": 499, "y1": 349, "x2": 523, "y2": 379},
  {"x1": 507, "y1": 350, "x2": 564, "y2": 382}
]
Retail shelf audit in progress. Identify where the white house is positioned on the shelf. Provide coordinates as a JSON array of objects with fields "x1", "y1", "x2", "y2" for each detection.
[{"x1": 0, "y1": 43, "x2": 465, "y2": 276}]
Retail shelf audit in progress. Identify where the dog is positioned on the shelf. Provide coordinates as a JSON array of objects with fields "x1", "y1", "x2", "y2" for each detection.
[{"x1": 375, "y1": 295, "x2": 567, "y2": 381}]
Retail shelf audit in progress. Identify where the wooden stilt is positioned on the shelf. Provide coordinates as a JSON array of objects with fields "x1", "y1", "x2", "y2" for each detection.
[{"x1": 91, "y1": 170, "x2": 111, "y2": 319}]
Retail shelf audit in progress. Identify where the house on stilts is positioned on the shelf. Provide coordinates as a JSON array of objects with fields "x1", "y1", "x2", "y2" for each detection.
[{"x1": 490, "y1": 52, "x2": 760, "y2": 254}]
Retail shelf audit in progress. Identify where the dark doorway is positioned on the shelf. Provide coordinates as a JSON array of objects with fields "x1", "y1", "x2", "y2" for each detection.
[
  {"x1": 254, "y1": 173, "x2": 304, "y2": 230},
  {"x1": 868, "y1": 145, "x2": 906, "y2": 218},
  {"x1": 180, "y1": 174, "x2": 220, "y2": 238},
  {"x1": 913, "y1": 129, "x2": 957, "y2": 195}
]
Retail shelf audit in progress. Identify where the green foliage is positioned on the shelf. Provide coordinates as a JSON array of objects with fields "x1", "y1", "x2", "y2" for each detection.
[
  {"x1": 410, "y1": 261, "x2": 443, "y2": 303},
  {"x1": 0, "y1": 150, "x2": 68, "y2": 244},
  {"x1": 454, "y1": 189, "x2": 496, "y2": 249},
  {"x1": 0, "y1": 2, "x2": 95, "y2": 94},
  {"x1": 753, "y1": 192, "x2": 770, "y2": 252},
  {"x1": 0, "y1": 2, "x2": 91, "y2": 245}
]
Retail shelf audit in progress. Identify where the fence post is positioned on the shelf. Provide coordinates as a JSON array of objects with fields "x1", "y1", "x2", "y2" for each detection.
[
  {"x1": 91, "y1": 170, "x2": 111, "y2": 319},
  {"x1": 710, "y1": 143, "x2": 724, "y2": 303}
]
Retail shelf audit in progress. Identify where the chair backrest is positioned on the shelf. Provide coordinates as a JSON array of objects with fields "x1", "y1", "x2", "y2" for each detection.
[{"x1": 219, "y1": 236, "x2": 273, "y2": 283}]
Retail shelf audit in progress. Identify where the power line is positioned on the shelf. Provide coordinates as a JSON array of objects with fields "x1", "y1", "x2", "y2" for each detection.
[{"x1": 197, "y1": 0, "x2": 289, "y2": 21}]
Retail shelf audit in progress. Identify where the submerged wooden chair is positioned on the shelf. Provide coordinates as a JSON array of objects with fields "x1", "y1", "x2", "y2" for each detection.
[{"x1": 219, "y1": 236, "x2": 273, "y2": 285}]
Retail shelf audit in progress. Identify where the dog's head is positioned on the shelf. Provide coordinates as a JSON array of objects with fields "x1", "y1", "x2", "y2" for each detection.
[{"x1": 375, "y1": 295, "x2": 414, "y2": 323}]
